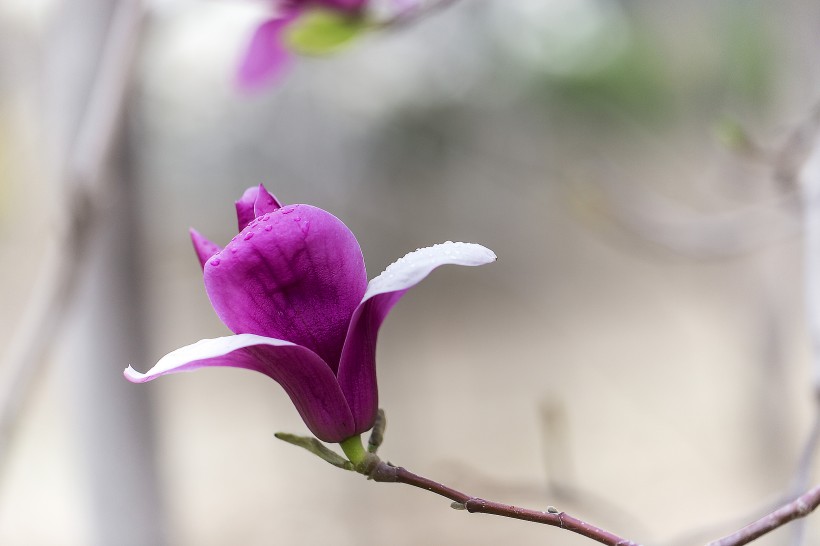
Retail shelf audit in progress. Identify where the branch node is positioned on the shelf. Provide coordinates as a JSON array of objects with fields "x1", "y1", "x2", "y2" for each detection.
[
  {"x1": 463, "y1": 497, "x2": 484, "y2": 513},
  {"x1": 367, "y1": 460, "x2": 398, "y2": 482}
]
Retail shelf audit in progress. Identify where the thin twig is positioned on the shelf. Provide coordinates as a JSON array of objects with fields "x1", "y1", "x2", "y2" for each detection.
[
  {"x1": 368, "y1": 462, "x2": 642, "y2": 546},
  {"x1": 379, "y1": 0, "x2": 460, "y2": 29},
  {"x1": 590, "y1": 162, "x2": 800, "y2": 259},
  {"x1": 661, "y1": 494, "x2": 787, "y2": 546},
  {"x1": 0, "y1": 0, "x2": 143, "y2": 473},
  {"x1": 706, "y1": 484, "x2": 820, "y2": 546}
]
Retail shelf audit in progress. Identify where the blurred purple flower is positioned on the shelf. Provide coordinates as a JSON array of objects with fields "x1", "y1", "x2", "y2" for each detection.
[
  {"x1": 237, "y1": 0, "x2": 367, "y2": 89},
  {"x1": 125, "y1": 184, "x2": 495, "y2": 443}
]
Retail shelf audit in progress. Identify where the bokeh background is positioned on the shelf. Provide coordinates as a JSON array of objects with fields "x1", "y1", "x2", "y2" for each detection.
[{"x1": 1, "y1": 0, "x2": 819, "y2": 544}]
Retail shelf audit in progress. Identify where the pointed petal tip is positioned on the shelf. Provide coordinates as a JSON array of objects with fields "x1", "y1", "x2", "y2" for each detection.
[
  {"x1": 253, "y1": 183, "x2": 283, "y2": 216},
  {"x1": 190, "y1": 228, "x2": 222, "y2": 270},
  {"x1": 365, "y1": 241, "x2": 496, "y2": 299},
  {"x1": 456, "y1": 242, "x2": 497, "y2": 263},
  {"x1": 123, "y1": 366, "x2": 148, "y2": 383}
]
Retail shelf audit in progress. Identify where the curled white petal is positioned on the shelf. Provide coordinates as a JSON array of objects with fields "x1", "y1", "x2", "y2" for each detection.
[
  {"x1": 364, "y1": 241, "x2": 496, "y2": 300},
  {"x1": 124, "y1": 334, "x2": 297, "y2": 383}
]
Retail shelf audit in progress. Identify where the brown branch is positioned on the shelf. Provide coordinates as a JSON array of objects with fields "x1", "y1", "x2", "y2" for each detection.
[
  {"x1": 706, "y1": 485, "x2": 820, "y2": 546},
  {"x1": 368, "y1": 462, "x2": 642, "y2": 546}
]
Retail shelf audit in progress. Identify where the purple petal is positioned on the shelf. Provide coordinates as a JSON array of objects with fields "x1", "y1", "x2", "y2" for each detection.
[
  {"x1": 236, "y1": 15, "x2": 297, "y2": 90},
  {"x1": 235, "y1": 186, "x2": 261, "y2": 232},
  {"x1": 124, "y1": 334, "x2": 356, "y2": 442},
  {"x1": 254, "y1": 184, "x2": 282, "y2": 217},
  {"x1": 204, "y1": 204, "x2": 367, "y2": 370},
  {"x1": 337, "y1": 242, "x2": 496, "y2": 433},
  {"x1": 235, "y1": 184, "x2": 281, "y2": 232},
  {"x1": 190, "y1": 228, "x2": 222, "y2": 270}
]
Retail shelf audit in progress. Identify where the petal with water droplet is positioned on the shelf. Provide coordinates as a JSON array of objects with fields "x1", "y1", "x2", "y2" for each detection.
[{"x1": 205, "y1": 204, "x2": 367, "y2": 370}]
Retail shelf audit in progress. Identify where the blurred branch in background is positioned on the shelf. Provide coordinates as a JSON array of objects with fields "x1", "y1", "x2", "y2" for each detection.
[
  {"x1": 791, "y1": 109, "x2": 820, "y2": 546},
  {"x1": 0, "y1": 0, "x2": 164, "y2": 543},
  {"x1": 589, "y1": 164, "x2": 799, "y2": 259},
  {"x1": 0, "y1": 0, "x2": 140, "y2": 471},
  {"x1": 576, "y1": 99, "x2": 820, "y2": 546},
  {"x1": 706, "y1": 485, "x2": 820, "y2": 546}
]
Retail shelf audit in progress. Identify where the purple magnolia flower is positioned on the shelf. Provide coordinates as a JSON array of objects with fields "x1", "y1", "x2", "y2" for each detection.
[
  {"x1": 237, "y1": 0, "x2": 368, "y2": 89},
  {"x1": 125, "y1": 184, "x2": 495, "y2": 443}
]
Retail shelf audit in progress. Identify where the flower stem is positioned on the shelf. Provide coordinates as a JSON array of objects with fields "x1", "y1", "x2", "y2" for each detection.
[{"x1": 339, "y1": 435, "x2": 368, "y2": 467}]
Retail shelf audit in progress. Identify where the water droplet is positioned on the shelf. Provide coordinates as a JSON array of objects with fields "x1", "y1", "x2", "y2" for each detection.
[
  {"x1": 210, "y1": 258, "x2": 221, "y2": 266},
  {"x1": 281, "y1": 206, "x2": 295, "y2": 215},
  {"x1": 230, "y1": 247, "x2": 238, "y2": 254},
  {"x1": 262, "y1": 215, "x2": 270, "y2": 221},
  {"x1": 293, "y1": 216, "x2": 301, "y2": 222},
  {"x1": 244, "y1": 232, "x2": 254, "y2": 241},
  {"x1": 264, "y1": 225, "x2": 273, "y2": 231}
]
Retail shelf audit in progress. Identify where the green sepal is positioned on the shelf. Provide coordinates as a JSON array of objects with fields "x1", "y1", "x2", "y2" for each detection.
[
  {"x1": 275, "y1": 432, "x2": 355, "y2": 470},
  {"x1": 284, "y1": 9, "x2": 371, "y2": 56},
  {"x1": 367, "y1": 409, "x2": 386, "y2": 454}
]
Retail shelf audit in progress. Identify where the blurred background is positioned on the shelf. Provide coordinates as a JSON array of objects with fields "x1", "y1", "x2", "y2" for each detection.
[{"x1": 1, "y1": 0, "x2": 819, "y2": 544}]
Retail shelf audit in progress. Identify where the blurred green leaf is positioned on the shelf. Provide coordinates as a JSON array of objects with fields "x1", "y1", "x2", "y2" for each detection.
[
  {"x1": 541, "y1": 30, "x2": 673, "y2": 125},
  {"x1": 720, "y1": 2, "x2": 773, "y2": 107},
  {"x1": 285, "y1": 9, "x2": 369, "y2": 56},
  {"x1": 714, "y1": 116, "x2": 756, "y2": 155}
]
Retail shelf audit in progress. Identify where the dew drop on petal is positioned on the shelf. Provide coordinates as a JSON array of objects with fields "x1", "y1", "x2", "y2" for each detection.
[
  {"x1": 264, "y1": 225, "x2": 273, "y2": 231},
  {"x1": 211, "y1": 258, "x2": 221, "y2": 266},
  {"x1": 244, "y1": 232, "x2": 254, "y2": 241}
]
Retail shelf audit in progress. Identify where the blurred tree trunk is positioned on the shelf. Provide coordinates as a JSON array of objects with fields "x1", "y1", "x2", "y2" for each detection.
[{"x1": 45, "y1": 0, "x2": 165, "y2": 544}]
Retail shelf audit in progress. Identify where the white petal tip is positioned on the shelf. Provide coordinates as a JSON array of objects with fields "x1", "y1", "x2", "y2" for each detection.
[
  {"x1": 123, "y1": 366, "x2": 148, "y2": 383},
  {"x1": 365, "y1": 241, "x2": 496, "y2": 299}
]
